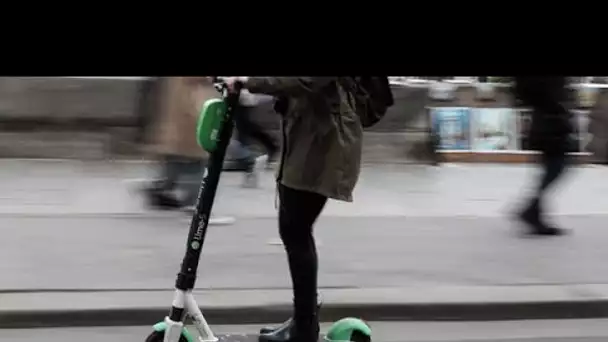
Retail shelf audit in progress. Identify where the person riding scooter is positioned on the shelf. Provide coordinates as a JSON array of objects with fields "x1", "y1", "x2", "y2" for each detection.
[{"x1": 222, "y1": 77, "x2": 363, "y2": 342}]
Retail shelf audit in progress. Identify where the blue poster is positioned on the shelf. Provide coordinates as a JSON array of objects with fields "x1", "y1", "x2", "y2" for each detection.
[{"x1": 430, "y1": 107, "x2": 471, "y2": 150}]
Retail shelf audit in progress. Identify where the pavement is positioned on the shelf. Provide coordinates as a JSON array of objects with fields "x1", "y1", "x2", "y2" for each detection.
[
  {"x1": 5, "y1": 319, "x2": 608, "y2": 342},
  {"x1": 1, "y1": 159, "x2": 607, "y2": 217},
  {"x1": 1, "y1": 159, "x2": 608, "y2": 328}
]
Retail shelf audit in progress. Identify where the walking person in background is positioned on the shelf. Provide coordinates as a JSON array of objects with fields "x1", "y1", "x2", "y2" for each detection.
[
  {"x1": 141, "y1": 76, "x2": 234, "y2": 225},
  {"x1": 233, "y1": 86, "x2": 279, "y2": 188},
  {"x1": 513, "y1": 76, "x2": 573, "y2": 235}
]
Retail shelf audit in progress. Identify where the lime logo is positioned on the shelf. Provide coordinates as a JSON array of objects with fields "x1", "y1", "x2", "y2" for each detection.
[{"x1": 191, "y1": 241, "x2": 200, "y2": 250}]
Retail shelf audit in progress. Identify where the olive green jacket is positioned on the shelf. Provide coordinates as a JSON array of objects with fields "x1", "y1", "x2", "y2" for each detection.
[{"x1": 245, "y1": 77, "x2": 363, "y2": 202}]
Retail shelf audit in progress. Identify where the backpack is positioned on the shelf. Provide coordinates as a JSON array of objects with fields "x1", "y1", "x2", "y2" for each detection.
[{"x1": 340, "y1": 76, "x2": 395, "y2": 128}]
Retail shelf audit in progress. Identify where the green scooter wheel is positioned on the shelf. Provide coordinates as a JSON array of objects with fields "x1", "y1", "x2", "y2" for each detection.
[
  {"x1": 325, "y1": 317, "x2": 372, "y2": 342},
  {"x1": 145, "y1": 330, "x2": 189, "y2": 342}
]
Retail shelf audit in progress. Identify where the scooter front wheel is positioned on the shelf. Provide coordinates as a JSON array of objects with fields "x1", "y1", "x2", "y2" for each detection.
[{"x1": 145, "y1": 330, "x2": 189, "y2": 342}]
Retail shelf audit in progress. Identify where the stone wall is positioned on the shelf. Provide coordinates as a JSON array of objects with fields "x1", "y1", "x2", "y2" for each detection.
[
  {"x1": 0, "y1": 77, "x2": 149, "y2": 159},
  {"x1": 0, "y1": 77, "x2": 143, "y2": 124},
  {"x1": 0, "y1": 78, "x2": 605, "y2": 163}
]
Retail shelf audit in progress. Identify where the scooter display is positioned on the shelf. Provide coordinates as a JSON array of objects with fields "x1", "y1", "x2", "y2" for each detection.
[{"x1": 144, "y1": 78, "x2": 371, "y2": 342}]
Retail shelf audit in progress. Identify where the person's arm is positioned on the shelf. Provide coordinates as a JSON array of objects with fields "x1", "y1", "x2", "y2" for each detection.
[{"x1": 245, "y1": 77, "x2": 336, "y2": 97}]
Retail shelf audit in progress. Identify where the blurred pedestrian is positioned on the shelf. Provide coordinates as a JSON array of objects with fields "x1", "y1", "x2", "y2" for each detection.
[
  {"x1": 513, "y1": 76, "x2": 572, "y2": 235},
  {"x1": 142, "y1": 77, "x2": 234, "y2": 225},
  {"x1": 233, "y1": 87, "x2": 279, "y2": 188},
  {"x1": 134, "y1": 77, "x2": 163, "y2": 145}
]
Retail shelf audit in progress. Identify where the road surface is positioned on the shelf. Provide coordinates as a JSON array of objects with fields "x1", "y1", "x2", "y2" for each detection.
[
  {"x1": 3, "y1": 214, "x2": 608, "y2": 291},
  {"x1": 4, "y1": 319, "x2": 608, "y2": 342}
]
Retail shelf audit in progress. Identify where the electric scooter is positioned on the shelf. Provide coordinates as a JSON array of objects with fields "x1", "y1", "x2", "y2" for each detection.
[{"x1": 144, "y1": 78, "x2": 371, "y2": 342}]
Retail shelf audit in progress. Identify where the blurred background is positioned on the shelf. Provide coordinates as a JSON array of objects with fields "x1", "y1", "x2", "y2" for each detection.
[
  {"x1": 2, "y1": 76, "x2": 608, "y2": 342},
  {"x1": 1, "y1": 76, "x2": 605, "y2": 164}
]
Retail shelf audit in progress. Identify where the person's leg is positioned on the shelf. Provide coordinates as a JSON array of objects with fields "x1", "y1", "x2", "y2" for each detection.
[
  {"x1": 235, "y1": 105, "x2": 279, "y2": 161},
  {"x1": 161, "y1": 155, "x2": 181, "y2": 187},
  {"x1": 520, "y1": 149, "x2": 569, "y2": 235},
  {"x1": 260, "y1": 184, "x2": 327, "y2": 342},
  {"x1": 177, "y1": 156, "x2": 205, "y2": 208},
  {"x1": 143, "y1": 154, "x2": 182, "y2": 209},
  {"x1": 231, "y1": 138, "x2": 254, "y2": 163},
  {"x1": 248, "y1": 121, "x2": 279, "y2": 160},
  {"x1": 233, "y1": 105, "x2": 256, "y2": 167},
  {"x1": 233, "y1": 105, "x2": 268, "y2": 188},
  {"x1": 538, "y1": 151, "x2": 568, "y2": 194}
]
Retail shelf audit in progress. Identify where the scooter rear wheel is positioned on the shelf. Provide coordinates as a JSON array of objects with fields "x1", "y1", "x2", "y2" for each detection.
[{"x1": 145, "y1": 330, "x2": 189, "y2": 342}]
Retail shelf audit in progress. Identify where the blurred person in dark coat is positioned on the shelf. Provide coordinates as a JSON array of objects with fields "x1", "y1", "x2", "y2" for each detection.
[{"x1": 513, "y1": 76, "x2": 572, "y2": 235}]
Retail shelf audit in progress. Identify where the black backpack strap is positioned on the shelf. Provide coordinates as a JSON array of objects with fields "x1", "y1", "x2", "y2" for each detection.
[{"x1": 361, "y1": 76, "x2": 394, "y2": 107}]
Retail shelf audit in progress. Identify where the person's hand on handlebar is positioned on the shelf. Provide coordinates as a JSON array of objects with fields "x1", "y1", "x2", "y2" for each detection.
[{"x1": 219, "y1": 77, "x2": 249, "y2": 91}]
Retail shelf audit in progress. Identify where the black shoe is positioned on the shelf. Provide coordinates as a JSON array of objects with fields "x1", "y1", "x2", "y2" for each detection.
[
  {"x1": 259, "y1": 318, "x2": 293, "y2": 335},
  {"x1": 258, "y1": 319, "x2": 319, "y2": 342},
  {"x1": 259, "y1": 318, "x2": 295, "y2": 341},
  {"x1": 143, "y1": 186, "x2": 182, "y2": 210},
  {"x1": 519, "y1": 201, "x2": 566, "y2": 236},
  {"x1": 259, "y1": 300, "x2": 320, "y2": 342},
  {"x1": 259, "y1": 302, "x2": 321, "y2": 335}
]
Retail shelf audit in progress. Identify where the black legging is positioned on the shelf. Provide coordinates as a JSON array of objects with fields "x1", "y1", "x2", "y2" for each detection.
[
  {"x1": 278, "y1": 184, "x2": 327, "y2": 325},
  {"x1": 532, "y1": 117, "x2": 571, "y2": 202},
  {"x1": 538, "y1": 152, "x2": 568, "y2": 196}
]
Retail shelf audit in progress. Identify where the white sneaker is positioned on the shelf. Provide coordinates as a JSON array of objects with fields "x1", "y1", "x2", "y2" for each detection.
[
  {"x1": 209, "y1": 216, "x2": 237, "y2": 225},
  {"x1": 242, "y1": 171, "x2": 259, "y2": 188},
  {"x1": 242, "y1": 154, "x2": 268, "y2": 189}
]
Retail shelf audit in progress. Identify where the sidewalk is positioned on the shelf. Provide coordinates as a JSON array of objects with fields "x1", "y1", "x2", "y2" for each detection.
[
  {"x1": 1, "y1": 160, "x2": 608, "y2": 327},
  {"x1": 0, "y1": 159, "x2": 607, "y2": 217}
]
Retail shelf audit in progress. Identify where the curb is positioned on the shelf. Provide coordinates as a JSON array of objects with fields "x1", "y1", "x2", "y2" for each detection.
[
  {"x1": 4, "y1": 286, "x2": 608, "y2": 328},
  {"x1": 4, "y1": 301, "x2": 608, "y2": 329}
]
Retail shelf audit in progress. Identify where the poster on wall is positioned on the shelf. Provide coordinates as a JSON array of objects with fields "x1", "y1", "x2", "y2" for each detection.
[
  {"x1": 471, "y1": 108, "x2": 519, "y2": 151},
  {"x1": 430, "y1": 107, "x2": 471, "y2": 150}
]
